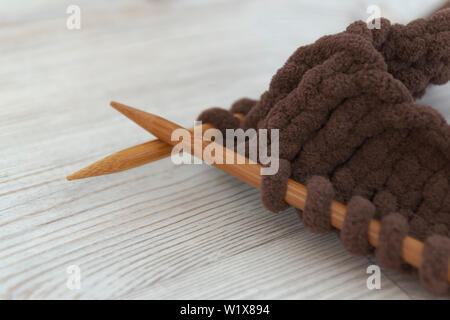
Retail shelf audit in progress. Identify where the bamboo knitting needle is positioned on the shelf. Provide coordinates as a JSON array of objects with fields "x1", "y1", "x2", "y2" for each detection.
[
  {"x1": 108, "y1": 101, "x2": 450, "y2": 282},
  {"x1": 66, "y1": 114, "x2": 244, "y2": 180},
  {"x1": 67, "y1": 140, "x2": 172, "y2": 180}
]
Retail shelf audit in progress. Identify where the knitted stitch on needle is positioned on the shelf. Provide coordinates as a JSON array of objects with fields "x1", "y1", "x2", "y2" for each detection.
[{"x1": 198, "y1": 8, "x2": 450, "y2": 294}]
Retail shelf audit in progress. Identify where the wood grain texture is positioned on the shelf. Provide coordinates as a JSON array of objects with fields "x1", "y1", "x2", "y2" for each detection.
[{"x1": 1, "y1": 0, "x2": 449, "y2": 300}]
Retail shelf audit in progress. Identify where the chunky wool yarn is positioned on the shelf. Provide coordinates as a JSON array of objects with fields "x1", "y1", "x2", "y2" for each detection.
[{"x1": 198, "y1": 8, "x2": 450, "y2": 294}]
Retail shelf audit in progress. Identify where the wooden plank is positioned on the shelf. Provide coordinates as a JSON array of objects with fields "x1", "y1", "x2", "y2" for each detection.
[{"x1": 0, "y1": 0, "x2": 448, "y2": 299}]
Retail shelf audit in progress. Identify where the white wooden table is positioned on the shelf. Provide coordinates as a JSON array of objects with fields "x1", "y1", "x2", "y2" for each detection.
[{"x1": 1, "y1": 0, "x2": 449, "y2": 299}]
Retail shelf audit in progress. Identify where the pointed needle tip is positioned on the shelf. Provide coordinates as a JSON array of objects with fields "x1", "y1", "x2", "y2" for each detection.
[
  {"x1": 109, "y1": 101, "x2": 142, "y2": 118},
  {"x1": 110, "y1": 101, "x2": 157, "y2": 118},
  {"x1": 66, "y1": 169, "x2": 89, "y2": 181},
  {"x1": 110, "y1": 101, "x2": 120, "y2": 108},
  {"x1": 110, "y1": 101, "x2": 127, "y2": 113}
]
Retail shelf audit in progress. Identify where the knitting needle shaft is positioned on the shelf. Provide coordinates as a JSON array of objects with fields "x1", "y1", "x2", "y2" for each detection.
[
  {"x1": 110, "y1": 101, "x2": 450, "y2": 282},
  {"x1": 66, "y1": 114, "x2": 243, "y2": 180},
  {"x1": 67, "y1": 140, "x2": 171, "y2": 180}
]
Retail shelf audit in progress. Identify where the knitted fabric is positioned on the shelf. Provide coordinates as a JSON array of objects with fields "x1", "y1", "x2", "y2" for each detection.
[{"x1": 198, "y1": 9, "x2": 450, "y2": 294}]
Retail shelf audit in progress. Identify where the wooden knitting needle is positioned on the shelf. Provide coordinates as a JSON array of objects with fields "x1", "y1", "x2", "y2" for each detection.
[
  {"x1": 67, "y1": 140, "x2": 172, "y2": 180},
  {"x1": 66, "y1": 114, "x2": 243, "y2": 180},
  {"x1": 109, "y1": 101, "x2": 450, "y2": 282}
]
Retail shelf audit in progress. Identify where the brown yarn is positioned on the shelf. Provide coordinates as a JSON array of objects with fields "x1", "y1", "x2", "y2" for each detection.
[
  {"x1": 376, "y1": 213, "x2": 409, "y2": 271},
  {"x1": 260, "y1": 159, "x2": 291, "y2": 213},
  {"x1": 420, "y1": 235, "x2": 450, "y2": 295},
  {"x1": 301, "y1": 176, "x2": 334, "y2": 233},
  {"x1": 197, "y1": 9, "x2": 450, "y2": 294},
  {"x1": 340, "y1": 196, "x2": 376, "y2": 255}
]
